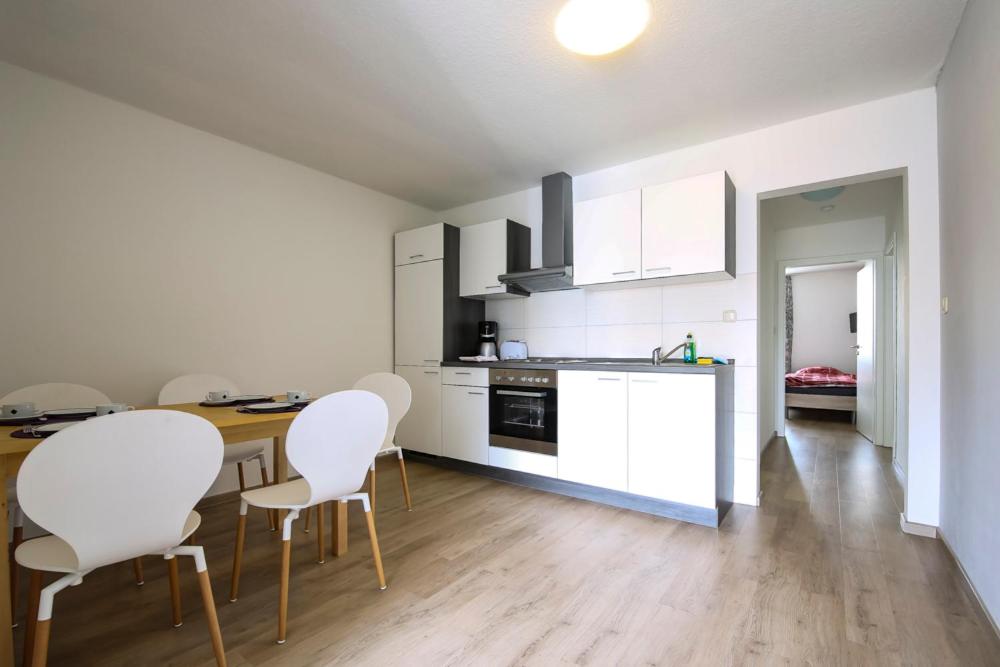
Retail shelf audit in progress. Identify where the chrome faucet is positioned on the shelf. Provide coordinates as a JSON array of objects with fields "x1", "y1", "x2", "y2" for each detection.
[{"x1": 652, "y1": 342, "x2": 687, "y2": 366}]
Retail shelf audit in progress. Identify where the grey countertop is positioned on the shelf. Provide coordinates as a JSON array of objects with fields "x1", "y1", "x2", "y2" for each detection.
[{"x1": 442, "y1": 357, "x2": 734, "y2": 374}]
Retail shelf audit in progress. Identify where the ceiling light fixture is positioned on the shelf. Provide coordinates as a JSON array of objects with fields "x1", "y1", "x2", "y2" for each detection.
[{"x1": 555, "y1": 0, "x2": 651, "y2": 56}]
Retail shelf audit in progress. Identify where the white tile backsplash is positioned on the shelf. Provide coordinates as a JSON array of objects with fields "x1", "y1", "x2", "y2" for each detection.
[
  {"x1": 521, "y1": 326, "x2": 586, "y2": 357},
  {"x1": 662, "y1": 273, "x2": 757, "y2": 323},
  {"x1": 586, "y1": 324, "x2": 662, "y2": 358},
  {"x1": 734, "y1": 366, "x2": 758, "y2": 413},
  {"x1": 662, "y1": 320, "x2": 757, "y2": 366},
  {"x1": 486, "y1": 298, "x2": 525, "y2": 331},
  {"x1": 586, "y1": 286, "x2": 662, "y2": 325},
  {"x1": 735, "y1": 412, "x2": 758, "y2": 460},
  {"x1": 524, "y1": 289, "x2": 586, "y2": 328}
]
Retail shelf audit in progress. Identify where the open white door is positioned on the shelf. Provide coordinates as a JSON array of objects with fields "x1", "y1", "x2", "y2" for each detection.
[{"x1": 855, "y1": 262, "x2": 876, "y2": 440}]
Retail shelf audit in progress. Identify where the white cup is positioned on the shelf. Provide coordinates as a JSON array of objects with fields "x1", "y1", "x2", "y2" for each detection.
[
  {"x1": 206, "y1": 390, "x2": 231, "y2": 402},
  {"x1": 2, "y1": 403, "x2": 38, "y2": 418},
  {"x1": 286, "y1": 390, "x2": 310, "y2": 402},
  {"x1": 96, "y1": 403, "x2": 135, "y2": 416}
]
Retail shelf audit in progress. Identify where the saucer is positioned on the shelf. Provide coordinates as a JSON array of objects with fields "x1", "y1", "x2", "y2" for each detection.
[
  {"x1": 244, "y1": 402, "x2": 293, "y2": 411},
  {"x1": 44, "y1": 407, "x2": 97, "y2": 419},
  {"x1": 33, "y1": 421, "x2": 83, "y2": 434}
]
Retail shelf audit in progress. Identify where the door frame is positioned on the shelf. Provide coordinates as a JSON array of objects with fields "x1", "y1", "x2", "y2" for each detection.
[{"x1": 774, "y1": 251, "x2": 884, "y2": 439}]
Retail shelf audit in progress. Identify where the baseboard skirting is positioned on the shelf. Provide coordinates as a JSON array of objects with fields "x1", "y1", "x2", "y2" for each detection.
[
  {"x1": 899, "y1": 513, "x2": 937, "y2": 538},
  {"x1": 937, "y1": 531, "x2": 1000, "y2": 641}
]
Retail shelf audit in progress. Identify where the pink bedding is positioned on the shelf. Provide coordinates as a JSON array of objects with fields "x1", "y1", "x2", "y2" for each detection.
[{"x1": 785, "y1": 366, "x2": 857, "y2": 387}]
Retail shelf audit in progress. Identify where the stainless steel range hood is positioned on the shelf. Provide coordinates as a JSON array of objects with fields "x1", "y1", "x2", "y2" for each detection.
[{"x1": 499, "y1": 172, "x2": 576, "y2": 293}]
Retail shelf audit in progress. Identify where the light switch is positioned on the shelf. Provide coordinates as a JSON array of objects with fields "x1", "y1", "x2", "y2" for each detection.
[
  {"x1": 723, "y1": 310, "x2": 737, "y2": 322},
  {"x1": 941, "y1": 297, "x2": 949, "y2": 314}
]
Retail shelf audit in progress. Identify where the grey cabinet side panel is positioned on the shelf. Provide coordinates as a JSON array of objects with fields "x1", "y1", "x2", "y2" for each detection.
[
  {"x1": 443, "y1": 223, "x2": 484, "y2": 360},
  {"x1": 506, "y1": 219, "x2": 532, "y2": 273},
  {"x1": 724, "y1": 172, "x2": 736, "y2": 278}
]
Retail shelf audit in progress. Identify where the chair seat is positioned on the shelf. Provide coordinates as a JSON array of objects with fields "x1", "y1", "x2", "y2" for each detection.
[
  {"x1": 241, "y1": 478, "x2": 311, "y2": 510},
  {"x1": 15, "y1": 511, "x2": 202, "y2": 573},
  {"x1": 223, "y1": 441, "x2": 267, "y2": 466}
]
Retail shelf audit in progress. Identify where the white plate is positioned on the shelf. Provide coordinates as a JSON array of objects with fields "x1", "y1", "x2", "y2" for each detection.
[
  {"x1": 202, "y1": 399, "x2": 235, "y2": 406},
  {"x1": 0, "y1": 413, "x2": 42, "y2": 423},
  {"x1": 44, "y1": 408, "x2": 96, "y2": 417},
  {"x1": 231, "y1": 394, "x2": 270, "y2": 402},
  {"x1": 245, "y1": 402, "x2": 292, "y2": 410},
  {"x1": 34, "y1": 421, "x2": 83, "y2": 434}
]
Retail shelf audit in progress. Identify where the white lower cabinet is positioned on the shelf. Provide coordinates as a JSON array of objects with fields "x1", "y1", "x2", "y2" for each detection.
[
  {"x1": 557, "y1": 371, "x2": 628, "y2": 491},
  {"x1": 627, "y1": 373, "x2": 717, "y2": 508},
  {"x1": 442, "y1": 384, "x2": 489, "y2": 464},
  {"x1": 394, "y1": 365, "x2": 442, "y2": 456}
]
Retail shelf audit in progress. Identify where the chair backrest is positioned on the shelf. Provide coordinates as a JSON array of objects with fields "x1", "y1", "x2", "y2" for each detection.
[
  {"x1": 285, "y1": 390, "x2": 388, "y2": 506},
  {"x1": 158, "y1": 374, "x2": 240, "y2": 405},
  {"x1": 0, "y1": 383, "x2": 111, "y2": 411},
  {"x1": 353, "y1": 373, "x2": 412, "y2": 451},
  {"x1": 17, "y1": 410, "x2": 223, "y2": 571}
]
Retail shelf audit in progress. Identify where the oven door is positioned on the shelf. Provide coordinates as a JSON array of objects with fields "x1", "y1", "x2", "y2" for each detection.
[{"x1": 489, "y1": 385, "x2": 557, "y2": 456}]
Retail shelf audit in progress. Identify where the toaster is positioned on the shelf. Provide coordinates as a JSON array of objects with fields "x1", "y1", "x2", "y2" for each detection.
[{"x1": 499, "y1": 340, "x2": 528, "y2": 361}]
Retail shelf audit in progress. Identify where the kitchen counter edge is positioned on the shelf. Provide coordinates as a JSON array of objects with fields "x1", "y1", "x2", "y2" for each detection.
[{"x1": 442, "y1": 359, "x2": 735, "y2": 374}]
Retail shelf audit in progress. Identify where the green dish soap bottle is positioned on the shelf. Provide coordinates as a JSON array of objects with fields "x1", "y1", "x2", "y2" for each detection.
[{"x1": 683, "y1": 332, "x2": 696, "y2": 364}]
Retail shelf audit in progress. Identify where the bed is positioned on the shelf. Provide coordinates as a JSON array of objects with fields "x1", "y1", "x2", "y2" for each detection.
[{"x1": 785, "y1": 366, "x2": 857, "y2": 420}]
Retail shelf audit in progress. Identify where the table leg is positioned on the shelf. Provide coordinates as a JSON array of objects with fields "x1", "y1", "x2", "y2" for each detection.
[
  {"x1": 272, "y1": 436, "x2": 287, "y2": 526},
  {"x1": 331, "y1": 500, "x2": 348, "y2": 557},
  {"x1": 0, "y1": 455, "x2": 15, "y2": 667}
]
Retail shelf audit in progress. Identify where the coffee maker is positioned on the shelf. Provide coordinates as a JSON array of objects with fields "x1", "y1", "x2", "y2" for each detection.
[{"x1": 478, "y1": 321, "x2": 498, "y2": 357}]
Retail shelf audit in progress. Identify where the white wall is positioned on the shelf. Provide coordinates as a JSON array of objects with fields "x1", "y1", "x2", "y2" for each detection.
[
  {"x1": 789, "y1": 269, "x2": 857, "y2": 373},
  {"x1": 0, "y1": 63, "x2": 433, "y2": 496},
  {"x1": 936, "y1": 0, "x2": 1000, "y2": 626},
  {"x1": 441, "y1": 88, "x2": 941, "y2": 519}
]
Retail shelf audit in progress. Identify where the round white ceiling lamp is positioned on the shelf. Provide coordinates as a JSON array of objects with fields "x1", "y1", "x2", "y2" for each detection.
[{"x1": 555, "y1": 0, "x2": 651, "y2": 56}]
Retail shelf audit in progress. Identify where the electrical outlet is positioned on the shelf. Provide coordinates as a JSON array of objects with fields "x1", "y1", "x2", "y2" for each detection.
[
  {"x1": 723, "y1": 310, "x2": 737, "y2": 322},
  {"x1": 941, "y1": 297, "x2": 949, "y2": 314}
]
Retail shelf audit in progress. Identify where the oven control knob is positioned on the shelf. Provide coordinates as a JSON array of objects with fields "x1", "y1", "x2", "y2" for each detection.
[
  {"x1": 542, "y1": 378, "x2": 549, "y2": 383},
  {"x1": 520, "y1": 377, "x2": 527, "y2": 382}
]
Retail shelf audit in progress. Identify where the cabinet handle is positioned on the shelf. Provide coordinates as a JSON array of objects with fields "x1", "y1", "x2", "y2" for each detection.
[
  {"x1": 598, "y1": 377, "x2": 621, "y2": 381},
  {"x1": 468, "y1": 391, "x2": 485, "y2": 396},
  {"x1": 409, "y1": 254, "x2": 424, "y2": 259},
  {"x1": 647, "y1": 266, "x2": 672, "y2": 273},
  {"x1": 485, "y1": 285, "x2": 504, "y2": 289},
  {"x1": 455, "y1": 371, "x2": 472, "y2": 375},
  {"x1": 424, "y1": 371, "x2": 440, "y2": 375},
  {"x1": 611, "y1": 270, "x2": 636, "y2": 276},
  {"x1": 423, "y1": 359, "x2": 440, "y2": 363}
]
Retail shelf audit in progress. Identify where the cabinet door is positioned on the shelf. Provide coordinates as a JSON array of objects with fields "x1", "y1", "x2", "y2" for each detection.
[
  {"x1": 395, "y1": 224, "x2": 444, "y2": 266},
  {"x1": 573, "y1": 190, "x2": 642, "y2": 286},
  {"x1": 627, "y1": 373, "x2": 716, "y2": 508},
  {"x1": 394, "y1": 261, "x2": 443, "y2": 366},
  {"x1": 442, "y1": 384, "x2": 489, "y2": 464},
  {"x1": 460, "y1": 220, "x2": 509, "y2": 297},
  {"x1": 557, "y1": 371, "x2": 628, "y2": 491},
  {"x1": 394, "y1": 365, "x2": 442, "y2": 455},
  {"x1": 641, "y1": 171, "x2": 727, "y2": 279}
]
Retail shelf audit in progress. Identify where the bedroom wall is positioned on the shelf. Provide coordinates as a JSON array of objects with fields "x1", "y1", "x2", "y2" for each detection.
[
  {"x1": 936, "y1": 0, "x2": 1000, "y2": 627},
  {"x1": 789, "y1": 269, "x2": 858, "y2": 373}
]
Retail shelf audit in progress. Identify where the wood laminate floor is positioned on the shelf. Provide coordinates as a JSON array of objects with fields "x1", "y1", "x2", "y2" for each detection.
[{"x1": 12, "y1": 416, "x2": 1000, "y2": 666}]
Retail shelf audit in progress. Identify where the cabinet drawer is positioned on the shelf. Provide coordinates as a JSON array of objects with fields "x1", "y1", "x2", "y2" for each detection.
[
  {"x1": 442, "y1": 367, "x2": 489, "y2": 387},
  {"x1": 395, "y1": 224, "x2": 444, "y2": 266},
  {"x1": 488, "y1": 446, "x2": 557, "y2": 478}
]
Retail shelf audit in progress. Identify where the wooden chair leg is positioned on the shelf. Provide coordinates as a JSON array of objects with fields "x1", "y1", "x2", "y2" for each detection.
[
  {"x1": 363, "y1": 509, "x2": 387, "y2": 590},
  {"x1": 302, "y1": 507, "x2": 311, "y2": 533},
  {"x1": 31, "y1": 618, "x2": 51, "y2": 667},
  {"x1": 277, "y1": 539, "x2": 291, "y2": 644},
  {"x1": 196, "y1": 568, "x2": 228, "y2": 666},
  {"x1": 368, "y1": 462, "x2": 376, "y2": 513},
  {"x1": 258, "y1": 458, "x2": 276, "y2": 531},
  {"x1": 229, "y1": 514, "x2": 247, "y2": 602},
  {"x1": 237, "y1": 462, "x2": 246, "y2": 492},
  {"x1": 133, "y1": 557, "x2": 144, "y2": 586},
  {"x1": 24, "y1": 569, "x2": 42, "y2": 667},
  {"x1": 10, "y1": 525, "x2": 23, "y2": 626},
  {"x1": 397, "y1": 455, "x2": 413, "y2": 511},
  {"x1": 168, "y1": 557, "x2": 183, "y2": 627},
  {"x1": 316, "y1": 503, "x2": 325, "y2": 564}
]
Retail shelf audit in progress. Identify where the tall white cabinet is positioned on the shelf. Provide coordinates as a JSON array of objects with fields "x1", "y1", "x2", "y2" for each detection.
[{"x1": 394, "y1": 223, "x2": 483, "y2": 456}]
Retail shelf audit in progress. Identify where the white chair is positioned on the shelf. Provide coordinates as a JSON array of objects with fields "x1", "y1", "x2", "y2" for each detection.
[
  {"x1": 159, "y1": 374, "x2": 275, "y2": 531},
  {"x1": 229, "y1": 390, "x2": 388, "y2": 645},
  {"x1": 15, "y1": 410, "x2": 227, "y2": 666},
  {"x1": 0, "y1": 383, "x2": 148, "y2": 628}
]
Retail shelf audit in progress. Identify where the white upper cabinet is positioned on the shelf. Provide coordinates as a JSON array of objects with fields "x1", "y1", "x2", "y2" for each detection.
[
  {"x1": 641, "y1": 171, "x2": 734, "y2": 280},
  {"x1": 572, "y1": 190, "x2": 642, "y2": 287},
  {"x1": 395, "y1": 223, "x2": 444, "y2": 266},
  {"x1": 460, "y1": 219, "x2": 531, "y2": 299},
  {"x1": 557, "y1": 371, "x2": 629, "y2": 491},
  {"x1": 395, "y1": 260, "x2": 444, "y2": 366}
]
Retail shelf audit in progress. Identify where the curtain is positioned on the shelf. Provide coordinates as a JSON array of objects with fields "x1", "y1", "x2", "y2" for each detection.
[{"x1": 784, "y1": 275, "x2": 793, "y2": 373}]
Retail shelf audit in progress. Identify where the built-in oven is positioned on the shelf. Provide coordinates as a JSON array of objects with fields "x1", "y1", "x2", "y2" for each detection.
[{"x1": 489, "y1": 368, "x2": 557, "y2": 456}]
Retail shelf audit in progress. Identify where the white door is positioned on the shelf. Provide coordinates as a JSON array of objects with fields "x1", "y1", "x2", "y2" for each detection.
[
  {"x1": 855, "y1": 262, "x2": 876, "y2": 441},
  {"x1": 460, "y1": 220, "x2": 508, "y2": 297},
  {"x1": 557, "y1": 371, "x2": 628, "y2": 491},
  {"x1": 573, "y1": 190, "x2": 642, "y2": 286},
  {"x1": 394, "y1": 261, "x2": 443, "y2": 366},
  {"x1": 442, "y1": 384, "x2": 489, "y2": 464},
  {"x1": 641, "y1": 171, "x2": 727, "y2": 279},
  {"x1": 627, "y1": 373, "x2": 717, "y2": 508},
  {"x1": 394, "y1": 224, "x2": 444, "y2": 266},
  {"x1": 394, "y1": 365, "x2": 442, "y2": 455}
]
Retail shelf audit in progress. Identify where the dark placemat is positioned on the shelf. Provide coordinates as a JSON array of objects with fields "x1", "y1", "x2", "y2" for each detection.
[
  {"x1": 0, "y1": 415, "x2": 47, "y2": 427},
  {"x1": 43, "y1": 410, "x2": 97, "y2": 421},
  {"x1": 237, "y1": 404, "x2": 306, "y2": 415},
  {"x1": 199, "y1": 397, "x2": 276, "y2": 408},
  {"x1": 10, "y1": 428, "x2": 45, "y2": 439}
]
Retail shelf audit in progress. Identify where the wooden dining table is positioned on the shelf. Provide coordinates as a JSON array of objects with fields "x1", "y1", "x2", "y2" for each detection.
[{"x1": 0, "y1": 398, "x2": 350, "y2": 666}]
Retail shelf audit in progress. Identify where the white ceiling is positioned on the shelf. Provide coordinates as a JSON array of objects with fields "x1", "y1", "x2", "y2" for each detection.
[
  {"x1": 762, "y1": 176, "x2": 904, "y2": 231},
  {"x1": 0, "y1": 1, "x2": 965, "y2": 210}
]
